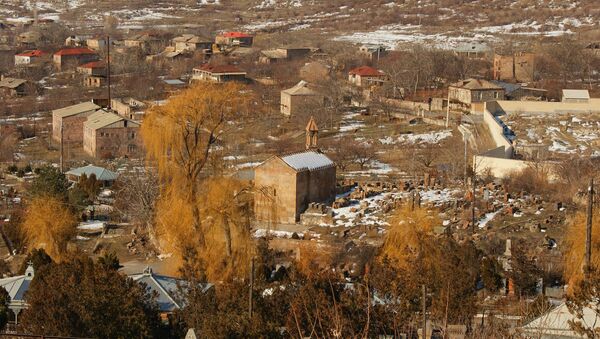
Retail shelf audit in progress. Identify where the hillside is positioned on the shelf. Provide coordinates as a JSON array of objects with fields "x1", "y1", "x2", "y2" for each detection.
[{"x1": 1, "y1": 0, "x2": 599, "y2": 48}]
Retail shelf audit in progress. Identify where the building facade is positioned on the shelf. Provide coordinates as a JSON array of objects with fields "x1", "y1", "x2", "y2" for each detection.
[
  {"x1": 254, "y1": 151, "x2": 336, "y2": 224},
  {"x1": 280, "y1": 81, "x2": 324, "y2": 116},
  {"x1": 493, "y1": 52, "x2": 535, "y2": 83},
  {"x1": 83, "y1": 111, "x2": 142, "y2": 158},
  {"x1": 52, "y1": 101, "x2": 101, "y2": 143}
]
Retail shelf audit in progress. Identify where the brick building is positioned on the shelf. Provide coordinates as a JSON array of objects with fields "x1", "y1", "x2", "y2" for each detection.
[
  {"x1": 83, "y1": 110, "x2": 142, "y2": 159},
  {"x1": 52, "y1": 101, "x2": 101, "y2": 143},
  {"x1": 53, "y1": 47, "x2": 99, "y2": 70},
  {"x1": 493, "y1": 52, "x2": 535, "y2": 83},
  {"x1": 254, "y1": 119, "x2": 336, "y2": 224}
]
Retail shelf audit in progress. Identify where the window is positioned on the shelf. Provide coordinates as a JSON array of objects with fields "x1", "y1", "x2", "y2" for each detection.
[{"x1": 494, "y1": 92, "x2": 499, "y2": 99}]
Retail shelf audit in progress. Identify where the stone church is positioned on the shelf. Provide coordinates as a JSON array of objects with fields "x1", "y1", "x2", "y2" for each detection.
[{"x1": 254, "y1": 117, "x2": 336, "y2": 224}]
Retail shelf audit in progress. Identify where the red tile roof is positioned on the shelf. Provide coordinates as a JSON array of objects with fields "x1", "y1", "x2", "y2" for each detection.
[
  {"x1": 54, "y1": 48, "x2": 97, "y2": 56},
  {"x1": 16, "y1": 50, "x2": 46, "y2": 57},
  {"x1": 78, "y1": 61, "x2": 105, "y2": 69},
  {"x1": 219, "y1": 32, "x2": 253, "y2": 38},
  {"x1": 349, "y1": 65, "x2": 385, "y2": 77},
  {"x1": 196, "y1": 64, "x2": 245, "y2": 74}
]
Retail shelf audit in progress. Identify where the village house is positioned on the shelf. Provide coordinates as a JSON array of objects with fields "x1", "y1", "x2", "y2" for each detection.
[
  {"x1": 490, "y1": 81, "x2": 547, "y2": 101},
  {"x1": 453, "y1": 42, "x2": 491, "y2": 59},
  {"x1": 53, "y1": 47, "x2": 99, "y2": 71},
  {"x1": 52, "y1": 101, "x2": 101, "y2": 143},
  {"x1": 191, "y1": 64, "x2": 247, "y2": 83},
  {"x1": 83, "y1": 75, "x2": 106, "y2": 88},
  {"x1": 111, "y1": 97, "x2": 147, "y2": 121},
  {"x1": 14, "y1": 49, "x2": 46, "y2": 65},
  {"x1": 0, "y1": 263, "x2": 34, "y2": 326},
  {"x1": 358, "y1": 45, "x2": 387, "y2": 61},
  {"x1": 280, "y1": 80, "x2": 324, "y2": 116},
  {"x1": 348, "y1": 66, "x2": 386, "y2": 87},
  {"x1": 16, "y1": 31, "x2": 42, "y2": 47},
  {"x1": 86, "y1": 36, "x2": 107, "y2": 50},
  {"x1": 493, "y1": 52, "x2": 535, "y2": 83},
  {"x1": 172, "y1": 34, "x2": 212, "y2": 53},
  {"x1": 561, "y1": 89, "x2": 590, "y2": 103},
  {"x1": 66, "y1": 164, "x2": 119, "y2": 187},
  {"x1": 0, "y1": 76, "x2": 29, "y2": 97},
  {"x1": 77, "y1": 61, "x2": 105, "y2": 76},
  {"x1": 254, "y1": 119, "x2": 336, "y2": 224},
  {"x1": 65, "y1": 35, "x2": 87, "y2": 47},
  {"x1": 448, "y1": 78, "x2": 505, "y2": 113},
  {"x1": 83, "y1": 110, "x2": 142, "y2": 158},
  {"x1": 124, "y1": 32, "x2": 167, "y2": 51},
  {"x1": 259, "y1": 47, "x2": 316, "y2": 64},
  {"x1": 215, "y1": 32, "x2": 253, "y2": 47},
  {"x1": 129, "y1": 267, "x2": 213, "y2": 321}
]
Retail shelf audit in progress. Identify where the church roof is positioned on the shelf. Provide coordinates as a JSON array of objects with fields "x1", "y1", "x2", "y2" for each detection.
[{"x1": 280, "y1": 151, "x2": 334, "y2": 172}]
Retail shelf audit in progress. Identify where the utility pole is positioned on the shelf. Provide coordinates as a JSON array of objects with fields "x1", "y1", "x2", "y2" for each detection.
[
  {"x1": 106, "y1": 35, "x2": 111, "y2": 109},
  {"x1": 463, "y1": 135, "x2": 468, "y2": 185},
  {"x1": 422, "y1": 284, "x2": 427, "y2": 339},
  {"x1": 472, "y1": 175, "x2": 476, "y2": 234},
  {"x1": 59, "y1": 123, "x2": 64, "y2": 173},
  {"x1": 249, "y1": 257, "x2": 255, "y2": 318},
  {"x1": 585, "y1": 178, "x2": 594, "y2": 277},
  {"x1": 445, "y1": 91, "x2": 450, "y2": 128}
]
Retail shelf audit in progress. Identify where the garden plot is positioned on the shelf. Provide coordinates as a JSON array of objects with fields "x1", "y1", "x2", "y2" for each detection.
[{"x1": 504, "y1": 113, "x2": 600, "y2": 157}]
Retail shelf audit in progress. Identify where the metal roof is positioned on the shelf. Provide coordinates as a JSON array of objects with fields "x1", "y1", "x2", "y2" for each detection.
[
  {"x1": 450, "y1": 78, "x2": 503, "y2": 90},
  {"x1": 0, "y1": 263, "x2": 34, "y2": 306},
  {"x1": 66, "y1": 164, "x2": 119, "y2": 181},
  {"x1": 282, "y1": 80, "x2": 318, "y2": 96},
  {"x1": 562, "y1": 89, "x2": 590, "y2": 100},
  {"x1": 129, "y1": 267, "x2": 213, "y2": 312},
  {"x1": 85, "y1": 110, "x2": 139, "y2": 130},
  {"x1": 52, "y1": 101, "x2": 100, "y2": 118},
  {"x1": 521, "y1": 302, "x2": 599, "y2": 337},
  {"x1": 281, "y1": 151, "x2": 334, "y2": 172},
  {"x1": 0, "y1": 77, "x2": 27, "y2": 89}
]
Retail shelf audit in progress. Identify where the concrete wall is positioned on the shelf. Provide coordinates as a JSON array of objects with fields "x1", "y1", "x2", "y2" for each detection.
[
  {"x1": 474, "y1": 155, "x2": 560, "y2": 181},
  {"x1": 486, "y1": 99, "x2": 600, "y2": 116},
  {"x1": 483, "y1": 103, "x2": 514, "y2": 158},
  {"x1": 474, "y1": 155, "x2": 529, "y2": 178}
]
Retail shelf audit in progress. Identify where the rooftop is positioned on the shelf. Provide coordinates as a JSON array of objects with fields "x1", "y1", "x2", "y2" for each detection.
[
  {"x1": 15, "y1": 49, "x2": 46, "y2": 57},
  {"x1": 0, "y1": 77, "x2": 27, "y2": 89},
  {"x1": 219, "y1": 32, "x2": 253, "y2": 38},
  {"x1": 280, "y1": 150, "x2": 335, "y2": 172},
  {"x1": 129, "y1": 267, "x2": 213, "y2": 312},
  {"x1": 85, "y1": 110, "x2": 139, "y2": 130},
  {"x1": 0, "y1": 263, "x2": 34, "y2": 307},
  {"x1": 282, "y1": 80, "x2": 318, "y2": 96},
  {"x1": 195, "y1": 64, "x2": 245, "y2": 74},
  {"x1": 54, "y1": 47, "x2": 97, "y2": 56},
  {"x1": 562, "y1": 89, "x2": 590, "y2": 100},
  {"x1": 52, "y1": 101, "x2": 100, "y2": 118},
  {"x1": 78, "y1": 61, "x2": 105, "y2": 69},
  {"x1": 450, "y1": 78, "x2": 503, "y2": 90},
  {"x1": 66, "y1": 164, "x2": 119, "y2": 181},
  {"x1": 349, "y1": 65, "x2": 385, "y2": 77}
]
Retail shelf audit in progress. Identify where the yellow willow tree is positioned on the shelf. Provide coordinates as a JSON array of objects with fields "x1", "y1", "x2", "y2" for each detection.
[
  {"x1": 141, "y1": 82, "x2": 253, "y2": 267},
  {"x1": 21, "y1": 196, "x2": 77, "y2": 261},
  {"x1": 380, "y1": 204, "x2": 440, "y2": 269},
  {"x1": 564, "y1": 209, "x2": 600, "y2": 288}
]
